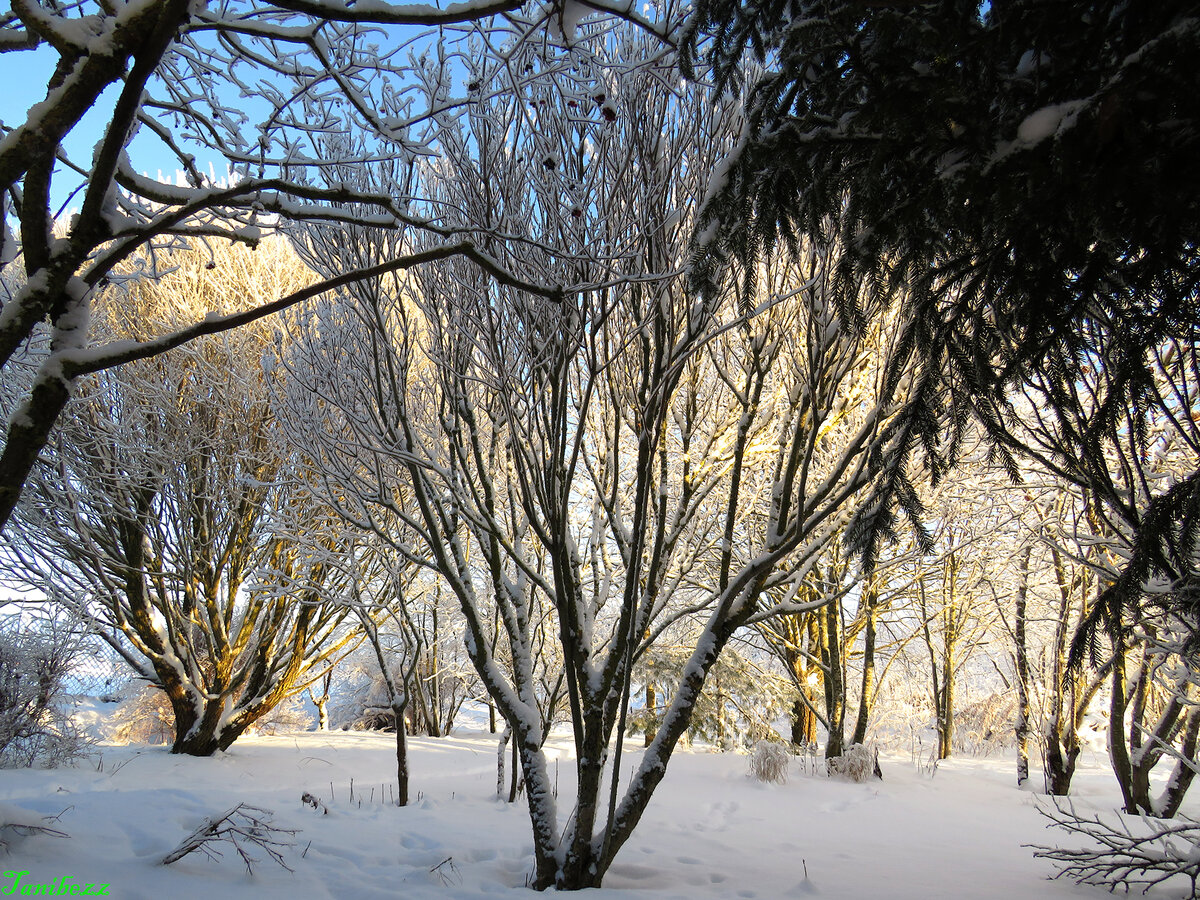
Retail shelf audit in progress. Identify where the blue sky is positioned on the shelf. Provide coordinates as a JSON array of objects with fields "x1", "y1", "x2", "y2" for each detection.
[{"x1": 0, "y1": 44, "x2": 225, "y2": 217}]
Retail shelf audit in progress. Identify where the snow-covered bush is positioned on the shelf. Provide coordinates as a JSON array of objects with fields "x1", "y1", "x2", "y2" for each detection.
[
  {"x1": 827, "y1": 743, "x2": 882, "y2": 782},
  {"x1": 0, "y1": 621, "x2": 89, "y2": 767},
  {"x1": 325, "y1": 639, "x2": 472, "y2": 738},
  {"x1": 748, "y1": 740, "x2": 790, "y2": 784},
  {"x1": 330, "y1": 661, "x2": 401, "y2": 732}
]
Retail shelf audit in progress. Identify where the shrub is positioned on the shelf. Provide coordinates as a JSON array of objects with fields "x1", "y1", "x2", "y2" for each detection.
[
  {"x1": 0, "y1": 620, "x2": 90, "y2": 767},
  {"x1": 748, "y1": 739, "x2": 790, "y2": 784},
  {"x1": 827, "y1": 743, "x2": 882, "y2": 782}
]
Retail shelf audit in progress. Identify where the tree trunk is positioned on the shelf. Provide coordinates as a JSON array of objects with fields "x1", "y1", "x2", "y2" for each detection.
[
  {"x1": 934, "y1": 555, "x2": 960, "y2": 761},
  {"x1": 791, "y1": 694, "x2": 817, "y2": 745},
  {"x1": 788, "y1": 624, "x2": 819, "y2": 746},
  {"x1": 1125, "y1": 650, "x2": 1157, "y2": 815},
  {"x1": 1044, "y1": 545, "x2": 1100, "y2": 795},
  {"x1": 496, "y1": 726, "x2": 510, "y2": 798},
  {"x1": 1044, "y1": 720, "x2": 1080, "y2": 795},
  {"x1": 644, "y1": 681, "x2": 656, "y2": 748},
  {"x1": 1108, "y1": 640, "x2": 1139, "y2": 814},
  {"x1": 1014, "y1": 546, "x2": 1032, "y2": 787},
  {"x1": 309, "y1": 669, "x2": 333, "y2": 731},
  {"x1": 939, "y1": 632, "x2": 955, "y2": 760},
  {"x1": 917, "y1": 575, "x2": 949, "y2": 759},
  {"x1": 430, "y1": 603, "x2": 442, "y2": 735},
  {"x1": 851, "y1": 586, "x2": 877, "y2": 746},
  {"x1": 0, "y1": 376, "x2": 72, "y2": 534},
  {"x1": 822, "y1": 600, "x2": 845, "y2": 760},
  {"x1": 393, "y1": 701, "x2": 410, "y2": 806},
  {"x1": 168, "y1": 694, "x2": 246, "y2": 756},
  {"x1": 714, "y1": 671, "x2": 726, "y2": 750},
  {"x1": 316, "y1": 697, "x2": 329, "y2": 731},
  {"x1": 508, "y1": 732, "x2": 523, "y2": 803}
]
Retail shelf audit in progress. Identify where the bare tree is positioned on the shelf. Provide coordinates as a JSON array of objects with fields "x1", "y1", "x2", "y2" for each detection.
[
  {"x1": 276, "y1": 14, "x2": 918, "y2": 888},
  {"x1": 0, "y1": 612, "x2": 90, "y2": 767},
  {"x1": 913, "y1": 520, "x2": 1007, "y2": 762},
  {"x1": 404, "y1": 580, "x2": 474, "y2": 738},
  {"x1": 999, "y1": 485, "x2": 1109, "y2": 796},
  {"x1": 344, "y1": 542, "x2": 425, "y2": 806},
  {"x1": 2, "y1": 243, "x2": 355, "y2": 755},
  {"x1": 0, "y1": 0, "x2": 615, "y2": 532}
]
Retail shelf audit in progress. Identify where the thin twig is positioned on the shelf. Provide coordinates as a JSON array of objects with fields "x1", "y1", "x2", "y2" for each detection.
[{"x1": 161, "y1": 803, "x2": 298, "y2": 874}]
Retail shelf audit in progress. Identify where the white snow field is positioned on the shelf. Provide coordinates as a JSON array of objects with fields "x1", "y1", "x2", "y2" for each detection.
[{"x1": 0, "y1": 726, "x2": 1194, "y2": 900}]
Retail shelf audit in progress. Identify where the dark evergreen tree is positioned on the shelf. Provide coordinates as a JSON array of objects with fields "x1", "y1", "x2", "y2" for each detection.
[{"x1": 683, "y1": 1, "x2": 1200, "y2": 645}]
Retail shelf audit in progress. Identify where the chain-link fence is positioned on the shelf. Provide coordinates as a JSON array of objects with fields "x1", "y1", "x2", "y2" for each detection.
[
  {"x1": 0, "y1": 609, "x2": 140, "y2": 698},
  {"x1": 0, "y1": 612, "x2": 115, "y2": 696},
  {"x1": 66, "y1": 636, "x2": 137, "y2": 698}
]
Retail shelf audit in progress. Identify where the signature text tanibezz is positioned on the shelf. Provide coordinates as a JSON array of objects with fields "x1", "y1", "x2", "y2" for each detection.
[{"x1": 1, "y1": 871, "x2": 110, "y2": 896}]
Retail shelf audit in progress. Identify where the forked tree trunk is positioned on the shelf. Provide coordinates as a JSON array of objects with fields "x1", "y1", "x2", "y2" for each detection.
[
  {"x1": 1109, "y1": 638, "x2": 1200, "y2": 818},
  {"x1": 167, "y1": 693, "x2": 251, "y2": 756},
  {"x1": 309, "y1": 669, "x2": 333, "y2": 731},
  {"x1": 316, "y1": 697, "x2": 329, "y2": 731}
]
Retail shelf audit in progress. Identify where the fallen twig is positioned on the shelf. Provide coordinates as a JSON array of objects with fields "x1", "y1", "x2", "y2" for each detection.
[{"x1": 162, "y1": 803, "x2": 298, "y2": 874}]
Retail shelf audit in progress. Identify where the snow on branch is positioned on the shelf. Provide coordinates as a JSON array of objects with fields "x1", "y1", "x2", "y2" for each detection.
[
  {"x1": 1030, "y1": 801, "x2": 1200, "y2": 896},
  {"x1": 0, "y1": 802, "x2": 69, "y2": 853},
  {"x1": 64, "y1": 239, "x2": 563, "y2": 377},
  {"x1": 265, "y1": 0, "x2": 527, "y2": 26},
  {"x1": 161, "y1": 803, "x2": 298, "y2": 874}
]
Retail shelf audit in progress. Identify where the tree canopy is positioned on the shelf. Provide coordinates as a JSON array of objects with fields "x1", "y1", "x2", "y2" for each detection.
[{"x1": 683, "y1": 0, "x2": 1200, "y2": 642}]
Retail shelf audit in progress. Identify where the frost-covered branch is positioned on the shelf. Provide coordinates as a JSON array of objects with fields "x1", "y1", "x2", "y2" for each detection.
[
  {"x1": 1, "y1": 0, "x2": 664, "y2": 532},
  {"x1": 161, "y1": 803, "x2": 298, "y2": 874},
  {"x1": 1032, "y1": 802, "x2": 1200, "y2": 896},
  {"x1": 66, "y1": 239, "x2": 562, "y2": 377}
]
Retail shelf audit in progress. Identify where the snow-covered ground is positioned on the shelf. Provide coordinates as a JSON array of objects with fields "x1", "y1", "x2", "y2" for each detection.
[{"x1": 0, "y1": 722, "x2": 1194, "y2": 900}]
